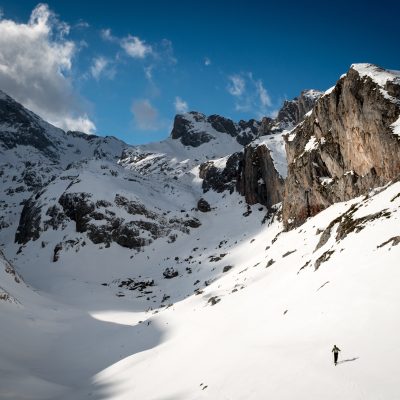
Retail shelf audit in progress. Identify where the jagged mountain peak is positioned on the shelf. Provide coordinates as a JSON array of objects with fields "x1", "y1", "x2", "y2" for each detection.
[
  {"x1": 275, "y1": 89, "x2": 324, "y2": 130},
  {"x1": 170, "y1": 89, "x2": 323, "y2": 150},
  {"x1": 170, "y1": 111, "x2": 260, "y2": 147}
]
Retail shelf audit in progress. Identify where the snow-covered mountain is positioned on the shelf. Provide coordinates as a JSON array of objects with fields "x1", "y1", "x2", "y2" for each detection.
[{"x1": 0, "y1": 64, "x2": 399, "y2": 400}]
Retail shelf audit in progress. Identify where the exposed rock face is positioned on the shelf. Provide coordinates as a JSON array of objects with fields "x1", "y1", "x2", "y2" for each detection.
[
  {"x1": 236, "y1": 143, "x2": 285, "y2": 209},
  {"x1": 199, "y1": 144, "x2": 285, "y2": 210},
  {"x1": 233, "y1": 90, "x2": 323, "y2": 208},
  {"x1": 15, "y1": 195, "x2": 43, "y2": 244},
  {"x1": 171, "y1": 112, "x2": 260, "y2": 147},
  {"x1": 15, "y1": 186, "x2": 202, "y2": 251},
  {"x1": 171, "y1": 113, "x2": 214, "y2": 147},
  {"x1": 59, "y1": 192, "x2": 96, "y2": 233},
  {"x1": 0, "y1": 91, "x2": 58, "y2": 160},
  {"x1": 197, "y1": 90, "x2": 322, "y2": 209},
  {"x1": 283, "y1": 64, "x2": 400, "y2": 228},
  {"x1": 199, "y1": 153, "x2": 243, "y2": 194},
  {"x1": 276, "y1": 90, "x2": 323, "y2": 129},
  {"x1": 257, "y1": 117, "x2": 274, "y2": 136},
  {"x1": 235, "y1": 119, "x2": 261, "y2": 146}
]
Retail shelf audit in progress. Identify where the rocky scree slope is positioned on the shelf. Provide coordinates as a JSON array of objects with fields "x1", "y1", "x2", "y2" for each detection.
[{"x1": 283, "y1": 64, "x2": 400, "y2": 228}]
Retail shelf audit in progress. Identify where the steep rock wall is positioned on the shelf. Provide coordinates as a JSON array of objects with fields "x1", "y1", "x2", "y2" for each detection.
[{"x1": 283, "y1": 64, "x2": 400, "y2": 228}]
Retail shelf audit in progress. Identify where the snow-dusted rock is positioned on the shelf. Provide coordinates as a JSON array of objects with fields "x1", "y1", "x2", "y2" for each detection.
[{"x1": 283, "y1": 64, "x2": 400, "y2": 228}]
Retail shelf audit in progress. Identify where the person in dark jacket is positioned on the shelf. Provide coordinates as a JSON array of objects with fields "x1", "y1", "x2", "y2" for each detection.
[{"x1": 332, "y1": 345, "x2": 341, "y2": 365}]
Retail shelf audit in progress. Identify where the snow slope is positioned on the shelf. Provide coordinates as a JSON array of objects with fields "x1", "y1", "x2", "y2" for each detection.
[
  {"x1": 68, "y1": 181, "x2": 400, "y2": 400},
  {"x1": 1, "y1": 177, "x2": 399, "y2": 399}
]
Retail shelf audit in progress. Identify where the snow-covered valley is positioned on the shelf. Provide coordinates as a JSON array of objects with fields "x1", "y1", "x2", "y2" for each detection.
[
  {"x1": 1, "y1": 64, "x2": 400, "y2": 400},
  {"x1": 2, "y1": 180, "x2": 400, "y2": 400}
]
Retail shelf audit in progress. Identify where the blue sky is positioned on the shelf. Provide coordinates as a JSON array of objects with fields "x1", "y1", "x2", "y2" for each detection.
[{"x1": 0, "y1": 0, "x2": 399, "y2": 144}]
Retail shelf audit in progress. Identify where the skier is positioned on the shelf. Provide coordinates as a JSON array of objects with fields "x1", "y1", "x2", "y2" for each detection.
[{"x1": 332, "y1": 345, "x2": 341, "y2": 365}]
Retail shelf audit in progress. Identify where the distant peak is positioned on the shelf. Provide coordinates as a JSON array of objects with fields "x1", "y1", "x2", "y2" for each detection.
[{"x1": 300, "y1": 89, "x2": 324, "y2": 99}]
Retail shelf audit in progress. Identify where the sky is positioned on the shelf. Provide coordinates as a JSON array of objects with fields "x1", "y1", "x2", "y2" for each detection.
[{"x1": 0, "y1": 0, "x2": 399, "y2": 145}]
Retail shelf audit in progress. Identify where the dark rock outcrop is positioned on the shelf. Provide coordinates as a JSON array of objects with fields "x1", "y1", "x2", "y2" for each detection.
[
  {"x1": 16, "y1": 185, "x2": 202, "y2": 251},
  {"x1": 15, "y1": 196, "x2": 43, "y2": 244},
  {"x1": 283, "y1": 64, "x2": 400, "y2": 228},
  {"x1": 171, "y1": 113, "x2": 214, "y2": 147},
  {"x1": 199, "y1": 144, "x2": 285, "y2": 210},
  {"x1": 171, "y1": 112, "x2": 261, "y2": 147},
  {"x1": 197, "y1": 198, "x2": 211, "y2": 212},
  {"x1": 199, "y1": 153, "x2": 243, "y2": 194},
  {"x1": 0, "y1": 91, "x2": 58, "y2": 160},
  {"x1": 236, "y1": 143, "x2": 285, "y2": 209},
  {"x1": 111, "y1": 222, "x2": 148, "y2": 249},
  {"x1": 163, "y1": 267, "x2": 179, "y2": 279},
  {"x1": 58, "y1": 192, "x2": 95, "y2": 233}
]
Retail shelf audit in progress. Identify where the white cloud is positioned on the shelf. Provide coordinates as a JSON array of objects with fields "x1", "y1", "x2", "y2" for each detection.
[
  {"x1": 174, "y1": 96, "x2": 188, "y2": 113},
  {"x1": 121, "y1": 35, "x2": 152, "y2": 59},
  {"x1": 61, "y1": 114, "x2": 96, "y2": 134},
  {"x1": 227, "y1": 72, "x2": 272, "y2": 118},
  {"x1": 101, "y1": 29, "x2": 175, "y2": 69},
  {"x1": 90, "y1": 56, "x2": 115, "y2": 80},
  {"x1": 0, "y1": 4, "x2": 95, "y2": 133},
  {"x1": 100, "y1": 28, "x2": 117, "y2": 42},
  {"x1": 256, "y1": 79, "x2": 271, "y2": 107},
  {"x1": 144, "y1": 65, "x2": 153, "y2": 81},
  {"x1": 157, "y1": 39, "x2": 177, "y2": 65},
  {"x1": 131, "y1": 99, "x2": 160, "y2": 130},
  {"x1": 227, "y1": 75, "x2": 246, "y2": 97},
  {"x1": 90, "y1": 57, "x2": 108, "y2": 80},
  {"x1": 75, "y1": 20, "x2": 90, "y2": 29},
  {"x1": 204, "y1": 57, "x2": 211, "y2": 66}
]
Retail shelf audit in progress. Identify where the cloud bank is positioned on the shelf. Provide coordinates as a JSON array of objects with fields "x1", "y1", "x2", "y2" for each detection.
[{"x1": 0, "y1": 4, "x2": 95, "y2": 133}]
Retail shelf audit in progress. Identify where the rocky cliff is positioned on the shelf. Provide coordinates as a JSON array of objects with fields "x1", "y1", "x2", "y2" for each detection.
[
  {"x1": 283, "y1": 64, "x2": 400, "y2": 228},
  {"x1": 199, "y1": 89, "x2": 322, "y2": 209},
  {"x1": 236, "y1": 143, "x2": 285, "y2": 209}
]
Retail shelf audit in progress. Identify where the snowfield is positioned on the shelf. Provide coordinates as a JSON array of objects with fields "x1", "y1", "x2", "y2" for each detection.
[{"x1": 1, "y1": 177, "x2": 399, "y2": 399}]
